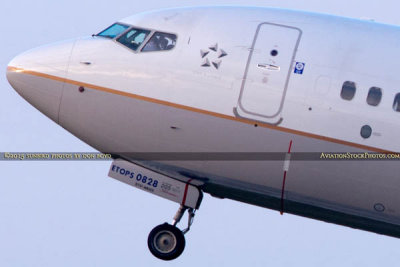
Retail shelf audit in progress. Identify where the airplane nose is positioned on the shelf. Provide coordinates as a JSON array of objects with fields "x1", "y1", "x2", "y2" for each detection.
[{"x1": 6, "y1": 40, "x2": 75, "y2": 123}]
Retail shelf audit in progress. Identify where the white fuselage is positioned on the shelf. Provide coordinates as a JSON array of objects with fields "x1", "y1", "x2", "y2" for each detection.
[{"x1": 7, "y1": 6, "x2": 400, "y2": 237}]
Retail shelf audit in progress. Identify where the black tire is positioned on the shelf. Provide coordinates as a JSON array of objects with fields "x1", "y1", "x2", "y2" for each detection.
[{"x1": 147, "y1": 223, "x2": 185, "y2": 261}]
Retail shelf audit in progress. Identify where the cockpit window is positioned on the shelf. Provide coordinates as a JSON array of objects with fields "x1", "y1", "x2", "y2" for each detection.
[
  {"x1": 142, "y1": 32, "x2": 177, "y2": 52},
  {"x1": 97, "y1": 23, "x2": 129, "y2": 39},
  {"x1": 117, "y1": 28, "x2": 151, "y2": 51}
]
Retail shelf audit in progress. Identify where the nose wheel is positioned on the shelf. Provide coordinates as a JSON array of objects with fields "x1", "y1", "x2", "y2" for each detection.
[
  {"x1": 148, "y1": 205, "x2": 196, "y2": 260},
  {"x1": 148, "y1": 223, "x2": 185, "y2": 260}
]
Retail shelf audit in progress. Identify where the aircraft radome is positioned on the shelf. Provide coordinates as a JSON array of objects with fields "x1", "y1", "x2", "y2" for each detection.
[{"x1": 6, "y1": 6, "x2": 400, "y2": 260}]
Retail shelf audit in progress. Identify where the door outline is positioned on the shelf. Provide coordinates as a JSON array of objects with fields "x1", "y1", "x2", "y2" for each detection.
[{"x1": 237, "y1": 22, "x2": 302, "y2": 119}]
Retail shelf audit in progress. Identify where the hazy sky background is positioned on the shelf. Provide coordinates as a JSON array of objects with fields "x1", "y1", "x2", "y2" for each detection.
[{"x1": 1, "y1": 1, "x2": 400, "y2": 266}]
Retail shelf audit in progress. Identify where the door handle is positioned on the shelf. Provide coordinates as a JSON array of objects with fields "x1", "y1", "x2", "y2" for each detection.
[
  {"x1": 80, "y1": 61, "x2": 92, "y2": 65},
  {"x1": 257, "y1": 63, "x2": 280, "y2": 71}
]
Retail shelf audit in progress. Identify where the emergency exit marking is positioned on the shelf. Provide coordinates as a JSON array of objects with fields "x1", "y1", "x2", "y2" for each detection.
[{"x1": 294, "y1": 62, "x2": 305, "y2": 74}]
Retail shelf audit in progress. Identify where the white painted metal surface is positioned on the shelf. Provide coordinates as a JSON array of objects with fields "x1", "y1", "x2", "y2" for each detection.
[{"x1": 6, "y1": 6, "x2": 400, "y2": 238}]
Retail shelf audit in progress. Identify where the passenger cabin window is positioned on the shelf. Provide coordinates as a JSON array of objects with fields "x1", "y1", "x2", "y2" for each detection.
[
  {"x1": 393, "y1": 93, "x2": 400, "y2": 112},
  {"x1": 142, "y1": 32, "x2": 177, "y2": 52},
  {"x1": 341, "y1": 81, "x2": 356, "y2": 100},
  {"x1": 366, "y1": 87, "x2": 382, "y2": 106},
  {"x1": 117, "y1": 28, "x2": 151, "y2": 51},
  {"x1": 97, "y1": 23, "x2": 129, "y2": 39}
]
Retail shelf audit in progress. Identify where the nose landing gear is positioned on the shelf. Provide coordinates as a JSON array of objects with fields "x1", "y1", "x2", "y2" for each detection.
[
  {"x1": 108, "y1": 159, "x2": 203, "y2": 260},
  {"x1": 148, "y1": 205, "x2": 196, "y2": 261}
]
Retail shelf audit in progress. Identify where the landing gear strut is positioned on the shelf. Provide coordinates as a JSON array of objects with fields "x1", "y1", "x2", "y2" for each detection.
[{"x1": 148, "y1": 205, "x2": 196, "y2": 261}]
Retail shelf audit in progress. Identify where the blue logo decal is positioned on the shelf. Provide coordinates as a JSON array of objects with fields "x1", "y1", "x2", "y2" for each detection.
[{"x1": 294, "y1": 62, "x2": 305, "y2": 74}]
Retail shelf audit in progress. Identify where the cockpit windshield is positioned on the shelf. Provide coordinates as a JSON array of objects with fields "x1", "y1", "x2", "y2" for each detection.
[
  {"x1": 142, "y1": 32, "x2": 177, "y2": 52},
  {"x1": 97, "y1": 23, "x2": 129, "y2": 39},
  {"x1": 116, "y1": 28, "x2": 151, "y2": 51},
  {"x1": 96, "y1": 23, "x2": 177, "y2": 53}
]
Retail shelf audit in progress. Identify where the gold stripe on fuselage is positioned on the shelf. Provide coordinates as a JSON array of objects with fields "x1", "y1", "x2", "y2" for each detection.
[{"x1": 7, "y1": 66, "x2": 391, "y2": 153}]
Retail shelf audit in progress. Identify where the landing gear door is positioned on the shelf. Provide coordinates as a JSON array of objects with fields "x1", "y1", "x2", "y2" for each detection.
[
  {"x1": 235, "y1": 23, "x2": 302, "y2": 124},
  {"x1": 108, "y1": 159, "x2": 202, "y2": 209}
]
